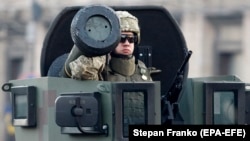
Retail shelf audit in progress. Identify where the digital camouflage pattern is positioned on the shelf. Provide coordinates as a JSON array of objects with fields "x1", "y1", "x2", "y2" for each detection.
[
  {"x1": 69, "y1": 11, "x2": 151, "y2": 130},
  {"x1": 69, "y1": 55, "x2": 106, "y2": 80},
  {"x1": 116, "y1": 11, "x2": 140, "y2": 43}
]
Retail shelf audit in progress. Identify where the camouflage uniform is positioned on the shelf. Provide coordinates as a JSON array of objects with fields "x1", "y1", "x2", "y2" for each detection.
[
  {"x1": 68, "y1": 11, "x2": 152, "y2": 131},
  {"x1": 103, "y1": 10, "x2": 152, "y2": 81},
  {"x1": 69, "y1": 54, "x2": 106, "y2": 80},
  {"x1": 103, "y1": 11, "x2": 152, "y2": 136}
]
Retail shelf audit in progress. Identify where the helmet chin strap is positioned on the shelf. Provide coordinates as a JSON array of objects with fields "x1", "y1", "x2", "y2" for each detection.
[{"x1": 134, "y1": 44, "x2": 139, "y2": 65}]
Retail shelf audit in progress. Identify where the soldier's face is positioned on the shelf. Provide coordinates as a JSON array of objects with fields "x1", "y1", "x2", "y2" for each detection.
[{"x1": 115, "y1": 32, "x2": 135, "y2": 56}]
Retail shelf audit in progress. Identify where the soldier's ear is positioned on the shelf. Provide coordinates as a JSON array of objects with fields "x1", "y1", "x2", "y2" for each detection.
[{"x1": 134, "y1": 35, "x2": 139, "y2": 44}]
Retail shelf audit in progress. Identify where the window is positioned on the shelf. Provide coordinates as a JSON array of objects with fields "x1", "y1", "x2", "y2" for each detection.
[
  {"x1": 112, "y1": 82, "x2": 160, "y2": 140},
  {"x1": 204, "y1": 82, "x2": 245, "y2": 124}
]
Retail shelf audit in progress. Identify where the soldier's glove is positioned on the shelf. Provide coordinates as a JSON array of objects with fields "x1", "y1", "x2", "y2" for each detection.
[{"x1": 69, "y1": 55, "x2": 106, "y2": 80}]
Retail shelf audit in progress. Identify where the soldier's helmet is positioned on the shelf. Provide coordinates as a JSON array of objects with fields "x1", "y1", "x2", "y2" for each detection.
[{"x1": 116, "y1": 11, "x2": 140, "y2": 44}]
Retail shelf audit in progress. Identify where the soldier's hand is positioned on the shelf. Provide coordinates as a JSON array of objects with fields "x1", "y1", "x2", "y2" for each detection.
[{"x1": 69, "y1": 55, "x2": 106, "y2": 80}]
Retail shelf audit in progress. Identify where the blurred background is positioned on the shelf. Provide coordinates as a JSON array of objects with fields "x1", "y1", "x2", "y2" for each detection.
[{"x1": 1, "y1": 0, "x2": 250, "y2": 140}]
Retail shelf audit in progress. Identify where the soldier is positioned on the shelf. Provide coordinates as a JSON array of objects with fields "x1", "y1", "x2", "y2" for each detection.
[
  {"x1": 103, "y1": 11, "x2": 152, "y2": 82},
  {"x1": 69, "y1": 10, "x2": 152, "y2": 82},
  {"x1": 103, "y1": 11, "x2": 153, "y2": 136},
  {"x1": 68, "y1": 11, "x2": 153, "y2": 136}
]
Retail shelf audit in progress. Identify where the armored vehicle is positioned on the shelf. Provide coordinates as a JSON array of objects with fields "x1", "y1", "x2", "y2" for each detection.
[{"x1": 2, "y1": 4, "x2": 250, "y2": 141}]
